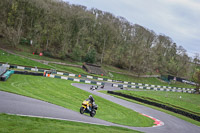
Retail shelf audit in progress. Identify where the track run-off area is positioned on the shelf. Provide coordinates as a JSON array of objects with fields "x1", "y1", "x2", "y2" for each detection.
[{"x1": 0, "y1": 81, "x2": 200, "y2": 133}]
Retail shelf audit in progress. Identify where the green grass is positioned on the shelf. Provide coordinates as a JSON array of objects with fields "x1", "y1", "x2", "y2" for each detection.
[
  {"x1": 0, "y1": 74, "x2": 154, "y2": 127},
  {"x1": 99, "y1": 91, "x2": 200, "y2": 126},
  {"x1": 111, "y1": 72, "x2": 195, "y2": 88},
  {"x1": 49, "y1": 63, "x2": 88, "y2": 74},
  {"x1": 0, "y1": 114, "x2": 141, "y2": 133},
  {"x1": 103, "y1": 65, "x2": 132, "y2": 74},
  {"x1": 14, "y1": 48, "x2": 83, "y2": 66},
  {"x1": 0, "y1": 49, "x2": 52, "y2": 69},
  {"x1": 114, "y1": 90, "x2": 200, "y2": 114},
  {"x1": 0, "y1": 48, "x2": 195, "y2": 90}
]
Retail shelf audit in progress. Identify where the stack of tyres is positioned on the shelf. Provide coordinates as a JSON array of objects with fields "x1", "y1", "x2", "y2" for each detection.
[
  {"x1": 1, "y1": 70, "x2": 14, "y2": 81},
  {"x1": 14, "y1": 71, "x2": 43, "y2": 76}
]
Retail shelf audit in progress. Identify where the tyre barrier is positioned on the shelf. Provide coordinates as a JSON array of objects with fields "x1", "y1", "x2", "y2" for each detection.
[
  {"x1": 0, "y1": 70, "x2": 14, "y2": 81},
  {"x1": 112, "y1": 84, "x2": 194, "y2": 94},
  {"x1": 107, "y1": 91, "x2": 200, "y2": 122},
  {"x1": 14, "y1": 71, "x2": 43, "y2": 76}
]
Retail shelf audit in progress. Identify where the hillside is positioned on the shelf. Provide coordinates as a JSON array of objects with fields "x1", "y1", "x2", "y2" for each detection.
[{"x1": 0, "y1": 0, "x2": 198, "y2": 79}]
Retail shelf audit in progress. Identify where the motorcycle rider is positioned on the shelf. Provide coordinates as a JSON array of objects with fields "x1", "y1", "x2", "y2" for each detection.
[{"x1": 87, "y1": 95, "x2": 95, "y2": 111}]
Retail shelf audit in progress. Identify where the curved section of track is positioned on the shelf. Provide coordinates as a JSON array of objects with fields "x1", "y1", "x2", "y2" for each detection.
[
  {"x1": 73, "y1": 83, "x2": 200, "y2": 133},
  {"x1": 0, "y1": 82, "x2": 199, "y2": 133}
]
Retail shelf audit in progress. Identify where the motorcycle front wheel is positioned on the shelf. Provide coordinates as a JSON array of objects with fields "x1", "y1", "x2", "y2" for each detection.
[{"x1": 80, "y1": 107, "x2": 85, "y2": 114}]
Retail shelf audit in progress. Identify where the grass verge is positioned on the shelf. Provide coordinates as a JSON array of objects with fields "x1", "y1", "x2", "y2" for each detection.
[
  {"x1": 0, "y1": 114, "x2": 141, "y2": 133},
  {"x1": 0, "y1": 74, "x2": 154, "y2": 127},
  {"x1": 114, "y1": 90, "x2": 200, "y2": 114},
  {"x1": 111, "y1": 72, "x2": 195, "y2": 88},
  {"x1": 99, "y1": 91, "x2": 200, "y2": 126}
]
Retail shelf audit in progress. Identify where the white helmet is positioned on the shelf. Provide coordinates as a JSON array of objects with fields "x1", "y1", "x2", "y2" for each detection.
[{"x1": 89, "y1": 95, "x2": 93, "y2": 99}]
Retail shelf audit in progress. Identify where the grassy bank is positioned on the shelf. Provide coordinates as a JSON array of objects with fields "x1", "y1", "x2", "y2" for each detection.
[
  {"x1": 49, "y1": 63, "x2": 88, "y2": 74},
  {"x1": 0, "y1": 114, "x2": 140, "y2": 133},
  {"x1": 111, "y1": 72, "x2": 195, "y2": 88},
  {"x1": 114, "y1": 90, "x2": 200, "y2": 114},
  {"x1": 99, "y1": 91, "x2": 200, "y2": 126},
  {"x1": 0, "y1": 74, "x2": 154, "y2": 127},
  {"x1": 100, "y1": 91, "x2": 200, "y2": 126},
  {"x1": 0, "y1": 49, "x2": 52, "y2": 69}
]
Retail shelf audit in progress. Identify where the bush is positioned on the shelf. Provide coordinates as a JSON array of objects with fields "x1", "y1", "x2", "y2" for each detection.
[
  {"x1": 84, "y1": 49, "x2": 96, "y2": 63},
  {"x1": 70, "y1": 48, "x2": 83, "y2": 62},
  {"x1": 43, "y1": 51, "x2": 54, "y2": 58}
]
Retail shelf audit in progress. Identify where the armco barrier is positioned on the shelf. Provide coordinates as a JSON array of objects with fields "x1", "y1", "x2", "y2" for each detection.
[
  {"x1": 0, "y1": 63, "x2": 104, "y2": 85},
  {"x1": 112, "y1": 84, "x2": 194, "y2": 94},
  {"x1": 119, "y1": 81, "x2": 194, "y2": 91},
  {"x1": 107, "y1": 91, "x2": 200, "y2": 122},
  {"x1": 0, "y1": 63, "x2": 105, "y2": 85},
  {"x1": 52, "y1": 71, "x2": 195, "y2": 91},
  {"x1": 46, "y1": 74, "x2": 104, "y2": 85},
  {"x1": 0, "y1": 66, "x2": 7, "y2": 76},
  {"x1": 0, "y1": 63, "x2": 194, "y2": 91}
]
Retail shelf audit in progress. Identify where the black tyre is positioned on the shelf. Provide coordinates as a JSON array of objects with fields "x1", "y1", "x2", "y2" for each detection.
[
  {"x1": 90, "y1": 110, "x2": 96, "y2": 117},
  {"x1": 80, "y1": 107, "x2": 85, "y2": 114}
]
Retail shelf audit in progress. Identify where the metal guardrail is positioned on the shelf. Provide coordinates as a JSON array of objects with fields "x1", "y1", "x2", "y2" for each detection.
[
  {"x1": 112, "y1": 84, "x2": 195, "y2": 94},
  {"x1": 0, "y1": 63, "x2": 195, "y2": 92},
  {"x1": 0, "y1": 63, "x2": 104, "y2": 85},
  {"x1": 0, "y1": 66, "x2": 6, "y2": 76}
]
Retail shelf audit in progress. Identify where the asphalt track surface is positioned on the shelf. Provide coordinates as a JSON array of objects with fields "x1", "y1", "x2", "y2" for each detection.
[{"x1": 0, "y1": 83, "x2": 200, "y2": 133}]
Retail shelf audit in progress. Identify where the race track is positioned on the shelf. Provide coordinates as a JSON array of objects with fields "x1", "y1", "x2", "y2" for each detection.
[{"x1": 0, "y1": 83, "x2": 200, "y2": 133}]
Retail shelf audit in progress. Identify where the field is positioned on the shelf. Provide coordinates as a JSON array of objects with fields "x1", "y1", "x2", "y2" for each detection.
[
  {"x1": 0, "y1": 74, "x2": 154, "y2": 127},
  {"x1": 0, "y1": 114, "x2": 140, "y2": 133}
]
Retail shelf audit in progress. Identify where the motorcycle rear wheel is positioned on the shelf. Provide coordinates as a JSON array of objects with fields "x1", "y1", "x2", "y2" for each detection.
[{"x1": 90, "y1": 110, "x2": 96, "y2": 117}]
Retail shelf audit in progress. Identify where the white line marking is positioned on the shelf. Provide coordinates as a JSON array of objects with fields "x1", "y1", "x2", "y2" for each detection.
[{"x1": 6, "y1": 113, "x2": 109, "y2": 126}]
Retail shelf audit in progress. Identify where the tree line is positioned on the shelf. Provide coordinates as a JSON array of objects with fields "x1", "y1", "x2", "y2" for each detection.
[{"x1": 0, "y1": 0, "x2": 198, "y2": 78}]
